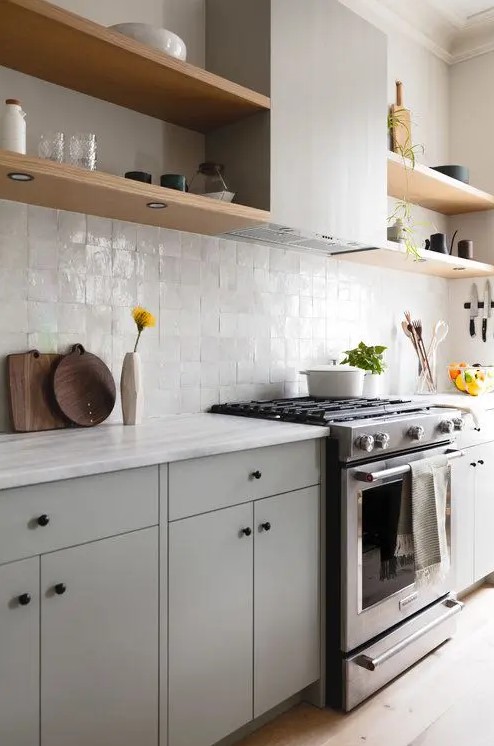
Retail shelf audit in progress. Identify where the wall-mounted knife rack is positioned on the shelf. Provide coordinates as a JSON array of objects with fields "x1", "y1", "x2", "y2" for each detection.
[{"x1": 464, "y1": 302, "x2": 494, "y2": 309}]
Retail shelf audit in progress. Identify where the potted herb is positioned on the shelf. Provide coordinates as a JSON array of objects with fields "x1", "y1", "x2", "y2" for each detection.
[{"x1": 341, "y1": 342, "x2": 387, "y2": 397}]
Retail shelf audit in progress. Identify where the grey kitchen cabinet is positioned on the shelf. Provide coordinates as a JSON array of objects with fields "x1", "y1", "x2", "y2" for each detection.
[
  {"x1": 40, "y1": 527, "x2": 159, "y2": 746},
  {"x1": 451, "y1": 442, "x2": 494, "y2": 590},
  {"x1": 472, "y1": 443, "x2": 494, "y2": 581},
  {"x1": 451, "y1": 451, "x2": 476, "y2": 592},
  {"x1": 0, "y1": 557, "x2": 40, "y2": 746},
  {"x1": 168, "y1": 503, "x2": 254, "y2": 746},
  {"x1": 168, "y1": 484, "x2": 321, "y2": 746},
  {"x1": 206, "y1": 0, "x2": 387, "y2": 245},
  {"x1": 254, "y1": 486, "x2": 320, "y2": 717}
]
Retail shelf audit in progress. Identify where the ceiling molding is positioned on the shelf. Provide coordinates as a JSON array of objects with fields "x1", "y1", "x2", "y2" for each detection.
[{"x1": 342, "y1": 0, "x2": 494, "y2": 65}]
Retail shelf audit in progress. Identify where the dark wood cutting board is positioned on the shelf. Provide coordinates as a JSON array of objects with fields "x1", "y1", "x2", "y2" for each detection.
[
  {"x1": 7, "y1": 350, "x2": 70, "y2": 432},
  {"x1": 53, "y1": 344, "x2": 116, "y2": 427}
]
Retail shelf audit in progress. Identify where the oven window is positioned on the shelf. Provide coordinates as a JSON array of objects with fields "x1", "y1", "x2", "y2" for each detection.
[{"x1": 361, "y1": 479, "x2": 415, "y2": 610}]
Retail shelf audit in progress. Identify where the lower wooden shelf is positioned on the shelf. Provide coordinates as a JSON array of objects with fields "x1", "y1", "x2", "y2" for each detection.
[
  {"x1": 342, "y1": 240, "x2": 494, "y2": 279},
  {"x1": 0, "y1": 151, "x2": 270, "y2": 235}
]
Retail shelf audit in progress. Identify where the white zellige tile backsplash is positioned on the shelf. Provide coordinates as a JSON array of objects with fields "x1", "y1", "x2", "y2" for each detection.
[{"x1": 0, "y1": 199, "x2": 449, "y2": 430}]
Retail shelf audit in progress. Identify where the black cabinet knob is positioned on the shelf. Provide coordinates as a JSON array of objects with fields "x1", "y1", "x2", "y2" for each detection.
[
  {"x1": 241, "y1": 527, "x2": 252, "y2": 537},
  {"x1": 478, "y1": 460, "x2": 485, "y2": 465},
  {"x1": 260, "y1": 522, "x2": 271, "y2": 532},
  {"x1": 470, "y1": 462, "x2": 477, "y2": 467},
  {"x1": 54, "y1": 583, "x2": 66, "y2": 595},
  {"x1": 250, "y1": 470, "x2": 262, "y2": 480},
  {"x1": 17, "y1": 593, "x2": 31, "y2": 606},
  {"x1": 37, "y1": 514, "x2": 50, "y2": 527}
]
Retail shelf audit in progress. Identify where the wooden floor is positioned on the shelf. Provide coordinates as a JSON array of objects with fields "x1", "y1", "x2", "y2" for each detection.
[{"x1": 237, "y1": 585, "x2": 494, "y2": 746}]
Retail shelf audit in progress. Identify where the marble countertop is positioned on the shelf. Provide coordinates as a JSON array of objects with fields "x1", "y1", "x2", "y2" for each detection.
[{"x1": 0, "y1": 414, "x2": 328, "y2": 491}]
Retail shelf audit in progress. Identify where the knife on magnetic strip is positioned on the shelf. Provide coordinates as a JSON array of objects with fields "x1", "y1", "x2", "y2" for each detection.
[
  {"x1": 483, "y1": 281, "x2": 491, "y2": 342},
  {"x1": 470, "y1": 283, "x2": 479, "y2": 337}
]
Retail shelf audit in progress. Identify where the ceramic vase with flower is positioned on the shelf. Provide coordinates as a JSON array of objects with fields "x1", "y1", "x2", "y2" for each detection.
[{"x1": 120, "y1": 306, "x2": 156, "y2": 425}]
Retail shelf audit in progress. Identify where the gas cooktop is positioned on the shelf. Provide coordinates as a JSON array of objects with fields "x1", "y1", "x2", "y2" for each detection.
[{"x1": 211, "y1": 396, "x2": 425, "y2": 425}]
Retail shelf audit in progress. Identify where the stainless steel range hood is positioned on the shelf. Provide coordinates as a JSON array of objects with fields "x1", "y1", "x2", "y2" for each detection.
[{"x1": 221, "y1": 223, "x2": 380, "y2": 256}]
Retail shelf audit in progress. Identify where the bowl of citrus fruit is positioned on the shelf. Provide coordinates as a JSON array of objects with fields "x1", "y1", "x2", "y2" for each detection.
[{"x1": 448, "y1": 363, "x2": 494, "y2": 396}]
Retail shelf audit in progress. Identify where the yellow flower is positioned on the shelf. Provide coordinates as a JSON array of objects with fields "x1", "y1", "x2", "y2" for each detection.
[
  {"x1": 131, "y1": 306, "x2": 156, "y2": 352},
  {"x1": 132, "y1": 306, "x2": 156, "y2": 332}
]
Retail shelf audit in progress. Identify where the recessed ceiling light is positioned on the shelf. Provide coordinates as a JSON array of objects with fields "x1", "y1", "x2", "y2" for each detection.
[
  {"x1": 7, "y1": 172, "x2": 34, "y2": 181},
  {"x1": 147, "y1": 201, "x2": 167, "y2": 209}
]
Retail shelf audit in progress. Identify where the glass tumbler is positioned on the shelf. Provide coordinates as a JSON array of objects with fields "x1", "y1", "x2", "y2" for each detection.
[
  {"x1": 38, "y1": 132, "x2": 65, "y2": 163},
  {"x1": 68, "y1": 133, "x2": 97, "y2": 170}
]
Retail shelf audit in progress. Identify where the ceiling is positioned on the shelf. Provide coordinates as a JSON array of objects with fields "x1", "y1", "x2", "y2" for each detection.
[
  {"x1": 352, "y1": 0, "x2": 494, "y2": 63},
  {"x1": 443, "y1": 0, "x2": 494, "y2": 22}
]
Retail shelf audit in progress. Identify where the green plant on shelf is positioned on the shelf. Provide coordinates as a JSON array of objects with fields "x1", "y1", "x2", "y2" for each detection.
[{"x1": 387, "y1": 108, "x2": 425, "y2": 260}]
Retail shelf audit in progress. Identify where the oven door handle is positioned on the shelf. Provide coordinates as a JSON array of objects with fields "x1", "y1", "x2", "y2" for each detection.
[
  {"x1": 354, "y1": 449, "x2": 465, "y2": 483},
  {"x1": 354, "y1": 598, "x2": 464, "y2": 672}
]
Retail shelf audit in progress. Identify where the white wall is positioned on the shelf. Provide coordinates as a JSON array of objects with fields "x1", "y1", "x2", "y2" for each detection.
[
  {"x1": 450, "y1": 52, "x2": 494, "y2": 196},
  {"x1": 0, "y1": 199, "x2": 449, "y2": 431},
  {"x1": 387, "y1": 29, "x2": 450, "y2": 250},
  {"x1": 0, "y1": 0, "x2": 205, "y2": 183}
]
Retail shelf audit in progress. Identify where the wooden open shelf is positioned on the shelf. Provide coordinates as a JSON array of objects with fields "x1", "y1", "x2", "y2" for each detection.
[
  {"x1": 0, "y1": 151, "x2": 270, "y2": 234},
  {"x1": 387, "y1": 151, "x2": 494, "y2": 216},
  {"x1": 343, "y1": 240, "x2": 494, "y2": 279},
  {"x1": 0, "y1": 0, "x2": 270, "y2": 133}
]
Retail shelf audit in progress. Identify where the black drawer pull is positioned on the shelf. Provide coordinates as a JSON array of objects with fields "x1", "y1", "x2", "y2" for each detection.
[
  {"x1": 478, "y1": 460, "x2": 485, "y2": 465},
  {"x1": 37, "y1": 514, "x2": 50, "y2": 527},
  {"x1": 260, "y1": 522, "x2": 271, "y2": 532},
  {"x1": 240, "y1": 527, "x2": 252, "y2": 537},
  {"x1": 17, "y1": 593, "x2": 31, "y2": 606},
  {"x1": 250, "y1": 470, "x2": 262, "y2": 480},
  {"x1": 470, "y1": 462, "x2": 477, "y2": 467},
  {"x1": 54, "y1": 583, "x2": 66, "y2": 595}
]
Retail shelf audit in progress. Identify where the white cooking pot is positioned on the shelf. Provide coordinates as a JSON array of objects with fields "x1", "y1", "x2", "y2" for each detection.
[{"x1": 300, "y1": 365, "x2": 364, "y2": 398}]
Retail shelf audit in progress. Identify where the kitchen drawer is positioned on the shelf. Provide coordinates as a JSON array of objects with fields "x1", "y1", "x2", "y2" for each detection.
[
  {"x1": 0, "y1": 466, "x2": 159, "y2": 565},
  {"x1": 169, "y1": 440, "x2": 320, "y2": 520}
]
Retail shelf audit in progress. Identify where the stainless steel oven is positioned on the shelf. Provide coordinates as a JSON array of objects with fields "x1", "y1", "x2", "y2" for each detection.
[{"x1": 342, "y1": 444, "x2": 461, "y2": 653}]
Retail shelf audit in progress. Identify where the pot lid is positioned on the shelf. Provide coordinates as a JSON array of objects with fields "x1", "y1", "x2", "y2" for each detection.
[{"x1": 303, "y1": 365, "x2": 362, "y2": 373}]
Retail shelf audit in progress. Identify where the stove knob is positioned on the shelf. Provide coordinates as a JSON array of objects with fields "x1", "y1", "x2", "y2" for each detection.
[
  {"x1": 354, "y1": 434, "x2": 375, "y2": 453},
  {"x1": 452, "y1": 416, "x2": 465, "y2": 431},
  {"x1": 438, "y1": 419, "x2": 454, "y2": 434},
  {"x1": 374, "y1": 432, "x2": 390, "y2": 450},
  {"x1": 407, "y1": 425, "x2": 425, "y2": 441}
]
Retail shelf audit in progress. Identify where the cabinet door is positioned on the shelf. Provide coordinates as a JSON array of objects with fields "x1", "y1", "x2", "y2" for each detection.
[
  {"x1": 0, "y1": 557, "x2": 39, "y2": 746},
  {"x1": 41, "y1": 528, "x2": 159, "y2": 746},
  {"x1": 271, "y1": 0, "x2": 387, "y2": 244},
  {"x1": 169, "y1": 503, "x2": 253, "y2": 746},
  {"x1": 474, "y1": 442, "x2": 494, "y2": 580},
  {"x1": 254, "y1": 487, "x2": 320, "y2": 717},
  {"x1": 451, "y1": 450, "x2": 476, "y2": 592}
]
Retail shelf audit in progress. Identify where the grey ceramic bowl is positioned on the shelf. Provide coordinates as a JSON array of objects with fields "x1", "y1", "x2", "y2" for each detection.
[{"x1": 431, "y1": 165, "x2": 469, "y2": 184}]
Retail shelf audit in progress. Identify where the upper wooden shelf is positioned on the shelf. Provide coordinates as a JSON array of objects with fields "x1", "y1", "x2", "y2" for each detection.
[
  {"x1": 0, "y1": 150, "x2": 270, "y2": 235},
  {"x1": 343, "y1": 239, "x2": 494, "y2": 280},
  {"x1": 0, "y1": 0, "x2": 271, "y2": 133},
  {"x1": 387, "y1": 151, "x2": 494, "y2": 216}
]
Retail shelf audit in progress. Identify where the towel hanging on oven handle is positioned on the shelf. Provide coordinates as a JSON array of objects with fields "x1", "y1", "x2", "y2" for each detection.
[{"x1": 354, "y1": 450, "x2": 465, "y2": 483}]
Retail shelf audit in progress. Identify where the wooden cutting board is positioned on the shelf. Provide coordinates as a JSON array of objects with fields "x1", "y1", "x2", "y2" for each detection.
[
  {"x1": 7, "y1": 350, "x2": 69, "y2": 432},
  {"x1": 390, "y1": 80, "x2": 412, "y2": 156}
]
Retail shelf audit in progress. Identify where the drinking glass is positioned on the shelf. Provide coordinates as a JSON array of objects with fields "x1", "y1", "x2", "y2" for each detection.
[
  {"x1": 38, "y1": 132, "x2": 65, "y2": 163},
  {"x1": 68, "y1": 133, "x2": 97, "y2": 170}
]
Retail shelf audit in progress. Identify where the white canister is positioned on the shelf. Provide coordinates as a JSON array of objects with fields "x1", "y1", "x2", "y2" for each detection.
[{"x1": 0, "y1": 99, "x2": 26, "y2": 154}]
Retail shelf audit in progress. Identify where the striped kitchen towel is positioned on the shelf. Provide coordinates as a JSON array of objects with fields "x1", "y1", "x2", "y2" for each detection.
[{"x1": 395, "y1": 454, "x2": 450, "y2": 585}]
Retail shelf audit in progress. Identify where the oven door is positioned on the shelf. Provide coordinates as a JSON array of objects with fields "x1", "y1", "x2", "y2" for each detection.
[{"x1": 342, "y1": 444, "x2": 461, "y2": 653}]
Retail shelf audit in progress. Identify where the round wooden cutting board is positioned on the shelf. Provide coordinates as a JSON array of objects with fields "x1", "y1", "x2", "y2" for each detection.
[{"x1": 53, "y1": 344, "x2": 116, "y2": 427}]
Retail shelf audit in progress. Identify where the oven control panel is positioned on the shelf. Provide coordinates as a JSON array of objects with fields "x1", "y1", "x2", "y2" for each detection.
[{"x1": 333, "y1": 408, "x2": 465, "y2": 461}]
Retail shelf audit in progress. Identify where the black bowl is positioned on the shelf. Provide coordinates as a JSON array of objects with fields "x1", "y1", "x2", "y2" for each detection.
[{"x1": 431, "y1": 165, "x2": 469, "y2": 184}]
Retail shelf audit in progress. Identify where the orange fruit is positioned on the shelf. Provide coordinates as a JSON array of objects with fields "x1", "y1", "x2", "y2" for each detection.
[{"x1": 449, "y1": 362, "x2": 469, "y2": 381}]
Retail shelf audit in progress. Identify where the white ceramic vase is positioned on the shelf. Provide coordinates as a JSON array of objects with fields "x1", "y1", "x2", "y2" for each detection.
[
  {"x1": 120, "y1": 352, "x2": 143, "y2": 425},
  {"x1": 362, "y1": 372, "x2": 381, "y2": 398}
]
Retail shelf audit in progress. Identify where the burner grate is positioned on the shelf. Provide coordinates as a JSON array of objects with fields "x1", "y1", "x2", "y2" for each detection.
[{"x1": 211, "y1": 396, "x2": 423, "y2": 425}]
